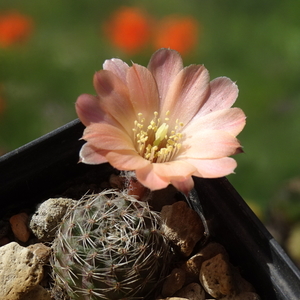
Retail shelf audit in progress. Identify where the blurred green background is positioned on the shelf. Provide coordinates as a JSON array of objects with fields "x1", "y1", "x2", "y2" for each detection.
[{"x1": 1, "y1": 0, "x2": 300, "y2": 263}]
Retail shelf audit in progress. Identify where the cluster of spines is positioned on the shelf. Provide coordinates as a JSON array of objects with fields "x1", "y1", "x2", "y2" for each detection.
[{"x1": 51, "y1": 190, "x2": 172, "y2": 300}]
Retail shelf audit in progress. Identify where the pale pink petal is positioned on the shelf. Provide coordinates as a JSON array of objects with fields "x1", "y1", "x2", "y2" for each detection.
[
  {"x1": 171, "y1": 177, "x2": 194, "y2": 195},
  {"x1": 103, "y1": 58, "x2": 129, "y2": 84},
  {"x1": 105, "y1": 150, "x2": 150, "y2": 170},
  {"x1": 152, "y1": 160, "x2": 196, "y2": 180},
  {"x1": 179, "y1": 130, "x2": 242, "y2": 159},
  {"x1": 198, "y1": 77, "x2": 239, "y2": 117},
  {"x1": 82, "y1": 123, "x2": 135, "y2": 151},
  {"x1": 183, "y1": 108, "x2": 246, "y2": 136},
  {"x1": 186, "y1": 157, "x2": 237, "y2": 178},
  {"x1": 76, "y1": 94, "x2": 117, "y2": 127},
  {"x1": 135, "y1": 164, "x2": 170, "y2": 190},
  {"x1": 79, "y1": 143, "x2": 108, "y2": 165},
  {"x1": 93, "y1": 70, "x2": 136, "y2": 133},
  {"x1": 161, "y1": 64, "x2": 210, "y2": 126},
  {"x1": 126, "y1": 64, "x2": 160, "y2": 122},
  {"x1": 135, "y1": 160, "x2": 196, "y2": 192},
  {"x1": 147, "y1": 48, "x2": 183, "y2": 107}
]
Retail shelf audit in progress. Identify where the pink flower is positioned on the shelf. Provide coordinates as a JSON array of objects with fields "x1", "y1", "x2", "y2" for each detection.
[{"x1": 76, "y1": 48, "x2": 246, "y2": 194}]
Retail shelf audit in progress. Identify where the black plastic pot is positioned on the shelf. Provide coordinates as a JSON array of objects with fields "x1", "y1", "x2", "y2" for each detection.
[{"x1": 1, "y1": 119, "x2": 300, "y2": 300}]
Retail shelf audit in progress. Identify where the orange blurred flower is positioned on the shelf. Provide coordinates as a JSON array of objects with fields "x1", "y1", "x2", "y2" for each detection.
[
  {"x1": 153, "y1": 16, "x2": 199, "y2": 56},
  {"x1": 104, "y1": 7, "x2": 152, "y2": 54},
  {"x1": 0, "y1": 11, "x2": 33, "y2": 48}
]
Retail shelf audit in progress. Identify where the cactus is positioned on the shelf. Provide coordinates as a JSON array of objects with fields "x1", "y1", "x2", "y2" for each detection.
[{"x1": 51, "y1": 190, "x2": 173, "y2": 300}]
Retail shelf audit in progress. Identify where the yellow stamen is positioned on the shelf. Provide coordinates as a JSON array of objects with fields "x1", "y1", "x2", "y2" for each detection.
[
  {"x1": 132, "y1": 111, "x2": 184, "y2": 163},
  {"x1": 154, "y1": 123, "x2": 169, "y2": 146}
]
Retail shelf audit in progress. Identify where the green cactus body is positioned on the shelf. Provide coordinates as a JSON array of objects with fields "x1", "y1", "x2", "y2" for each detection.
[{"x1": 51, "y1": 190, "x2": 173, "y2": 300}]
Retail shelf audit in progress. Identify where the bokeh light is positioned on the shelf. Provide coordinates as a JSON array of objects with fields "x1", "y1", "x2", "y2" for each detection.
[
  {"x1": 0, "y1": 11, "x2": 33, "y2": 48},
  {"x1": 103, "y1": 6, "x2": 152, "y2": 55},
  {"x1": 153, "y1": 15, "x2": 199, "y2": 56}
]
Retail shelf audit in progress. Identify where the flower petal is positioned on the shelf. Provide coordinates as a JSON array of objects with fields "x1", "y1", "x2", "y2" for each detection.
[
  {"x1": 198, "y1": 77, "x2": 239, "y2": 117},
  {"x1": 135, "y1": 160, "x2": 197, "y2": 191},
  {"x1": 79, "y1": 143, "x2": 108, "y2": 165},
  {"x1": 171, "y1": 177, "x2": 195, "y2": 195},
  {"x1": 135, "y1": 164, "x2": 170, "y2": 191},
  {"x1": 93, "y1": 70, "x2": 136, "y2": 133},
  {"x1": 179, "y1": 130, "x2": 242, "y2": 159},
  {"x1": 103, "y1": 58, "x2": 129, "y2": 84},
  {"x1": 82, "y1": 123, "x2": 135, "y2": 151},
  {"x1": 186, "y1": 157, "x2": 237, "y2": 178},
  {"x1": 184, "y1": 107, "x2": 246, "y2": 136},
  {"x1": 105, "y1": 150, "x2": 150, "y2": 170},
  {"x1": 147, "y1": 48, "x2": 183, "y2": 107},
  {"x1": 76, "y1": 93, "x2": 116, "y2": 127},
  {"x1": 161, "y1": 64, "x2": 210, "y2": 126},
  {"x1": 126, "y1": 63, "x2": 159, "y2": 121},
  {"x1": 152, "y1": 160, "x2": 196, "y2": 180}
]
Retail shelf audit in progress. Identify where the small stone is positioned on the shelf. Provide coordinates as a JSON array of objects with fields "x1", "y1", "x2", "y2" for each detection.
[
  {"x1": 174, "y1": 283, "x2": 205, "y2": 300},
  {"x1": 161, "y1": 268, "x2": 186, "y2": 297},
  {"x1": 231, "y1": 266, "x2": 255, "y2": 294},
  {"x1": 198, "y1": 242, "x2": 228, "y2": 261},
  {"x1": 21, "y1": 285, "x2": 52, "y2": 300},
  {"x1": 29, "y1": 197, "x2": 75, "y2": 241},
  {"x1": 180, "y1": 253, "x2": 204, "y2": 285},
  {"x1": 199, "y1": 253, "x2": 236, "y2": 298},
  {"x1": 27, "y1": 243, "x2": 51, "y2": 264},
  {"x1": 161, "y1": 201, "x2": 204, "y2": 256},
  {"x1": 0, "y1": 242, "x2": 44, "y2": 300},
  {"x1": 180, "y1": 242, "x2": 228, "y2": 285},
  {"x1": 9, "y1": 212, "x2": 31, "y2": 242}
]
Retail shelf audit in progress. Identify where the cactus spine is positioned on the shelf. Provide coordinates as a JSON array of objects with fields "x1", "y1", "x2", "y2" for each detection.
[{"x1": 51, "y1": 190, "x2": 172, "y2": 300}]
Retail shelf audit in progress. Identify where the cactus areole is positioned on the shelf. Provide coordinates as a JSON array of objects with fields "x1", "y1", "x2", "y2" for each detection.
[{"x1": 51, "y1": 190, "x2": 173, "y2": 300}]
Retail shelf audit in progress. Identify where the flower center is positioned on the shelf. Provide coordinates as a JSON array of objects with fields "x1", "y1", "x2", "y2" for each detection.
[{"x1": 132, "y1": 111, "x2": 184, "y2": 163}]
